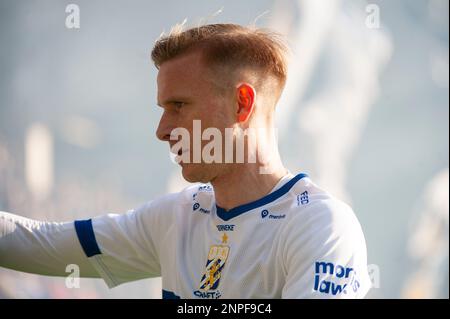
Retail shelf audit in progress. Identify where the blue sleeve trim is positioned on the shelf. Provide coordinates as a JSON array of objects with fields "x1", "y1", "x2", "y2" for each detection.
[
  {"x1": 74, "y1": 219, "x2": 102, "y2": 257},
  {"x1": 162, "y1": 289, "x2": 181, "y2": 299}
]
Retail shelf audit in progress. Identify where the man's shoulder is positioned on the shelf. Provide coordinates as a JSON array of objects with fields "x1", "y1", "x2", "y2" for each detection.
[
  {"x1": 285, "y1": 178, "x2": 361, "y2": 233},
  {"x1": 282, "y1": 177, "x2": 368, "y2": 265}
]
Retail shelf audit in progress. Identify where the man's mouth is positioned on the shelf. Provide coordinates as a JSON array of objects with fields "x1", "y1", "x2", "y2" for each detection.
[
  {"x1": 175, "y1": 148, "x2": 189, "y2": 156},
  {"x1": 169, "y1": 147, "x2": 189, "y2": 164}
]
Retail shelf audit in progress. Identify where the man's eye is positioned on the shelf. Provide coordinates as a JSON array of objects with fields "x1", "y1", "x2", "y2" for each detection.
[{"x1": 174, "y1": 102, "x2": 184, "y2": 109}]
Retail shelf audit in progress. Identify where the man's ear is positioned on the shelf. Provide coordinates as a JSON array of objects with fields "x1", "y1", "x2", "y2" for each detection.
[{"x1": 236, "y1": 83, "x2": 256, "y2": 123}]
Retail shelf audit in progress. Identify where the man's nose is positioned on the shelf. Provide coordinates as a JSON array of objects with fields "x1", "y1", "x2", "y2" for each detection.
[{"x1": 156, "y1": 111, "x2": 173, "y2": 142}]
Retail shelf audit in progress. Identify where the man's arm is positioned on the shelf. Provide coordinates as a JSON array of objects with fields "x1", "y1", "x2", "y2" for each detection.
[
  {"x1": 0, "y1": 211, "x2": 99, "y2": 278},
  {"x1": 1, "y1": 191, "x2": 176, "y2": 288}
]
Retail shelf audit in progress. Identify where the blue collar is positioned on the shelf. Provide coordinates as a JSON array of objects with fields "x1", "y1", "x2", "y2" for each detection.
[{"x1": 215, "y1": 173, "x2": 308, "y2": 221}]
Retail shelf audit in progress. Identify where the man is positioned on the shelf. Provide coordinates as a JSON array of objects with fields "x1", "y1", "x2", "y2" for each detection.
[{"x1": 0, "y1": 24, "x2": 371, "y2": 298}]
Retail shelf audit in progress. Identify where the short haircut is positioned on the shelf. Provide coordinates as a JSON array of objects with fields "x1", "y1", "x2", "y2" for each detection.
[{"x1": 151, "y1": 23, "x2": 289, "y2": 91}]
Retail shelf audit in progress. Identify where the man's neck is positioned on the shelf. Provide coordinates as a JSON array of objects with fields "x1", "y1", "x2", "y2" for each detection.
[{"x1": 211, "y1": 161, "x2": 289, "y2": 211}]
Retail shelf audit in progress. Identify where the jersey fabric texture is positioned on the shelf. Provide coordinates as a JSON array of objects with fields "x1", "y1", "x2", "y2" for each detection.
[{"x1": 75, "y1": 173, "x2": 372, "y2": 299}]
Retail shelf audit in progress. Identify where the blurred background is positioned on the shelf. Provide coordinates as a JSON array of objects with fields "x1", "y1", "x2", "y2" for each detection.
[{"x1": 0, "y1": 0, "x2": 448, "y2": 298}]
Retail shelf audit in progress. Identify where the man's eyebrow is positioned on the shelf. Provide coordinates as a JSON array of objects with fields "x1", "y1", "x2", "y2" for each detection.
[{"x1": 157, "y1": 97, "x2": 190, "y2": 107}]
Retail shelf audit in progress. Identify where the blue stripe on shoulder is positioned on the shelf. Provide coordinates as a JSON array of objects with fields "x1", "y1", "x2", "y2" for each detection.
[{"x1": 74, "y1": 219, "x2": 102, "y2": 257}]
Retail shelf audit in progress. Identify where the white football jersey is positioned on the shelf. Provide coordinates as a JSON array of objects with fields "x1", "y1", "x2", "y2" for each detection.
[{"x1": 74, "y1": 173, "x2": 372, "y2": 299}]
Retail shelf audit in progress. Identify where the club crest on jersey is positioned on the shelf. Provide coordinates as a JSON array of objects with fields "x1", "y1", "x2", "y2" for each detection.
[{"x1": 194, "y1": 235, "x2": 229, "y2": 299}]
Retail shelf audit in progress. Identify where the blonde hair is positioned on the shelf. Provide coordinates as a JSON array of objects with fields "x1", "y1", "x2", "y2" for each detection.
[{"x1": 151, "y1": 23, "x2": 289, "y2": 91}]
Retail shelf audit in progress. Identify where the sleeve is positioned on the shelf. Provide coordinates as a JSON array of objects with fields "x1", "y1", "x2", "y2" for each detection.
[
  {"x1": 75, "y1": 193, "x2": 178, "y2": 288},
  {"x1": 0, "y1": 211, "x2": 99, "y2": 278},
  {"x1": 281, "y1": 199, "x2": 372, "y2": 299}
]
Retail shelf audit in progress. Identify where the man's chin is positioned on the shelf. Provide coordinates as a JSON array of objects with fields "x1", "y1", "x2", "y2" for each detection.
[{"x1": 180, "y1": 163, "x2": 210, "y2": 184}]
